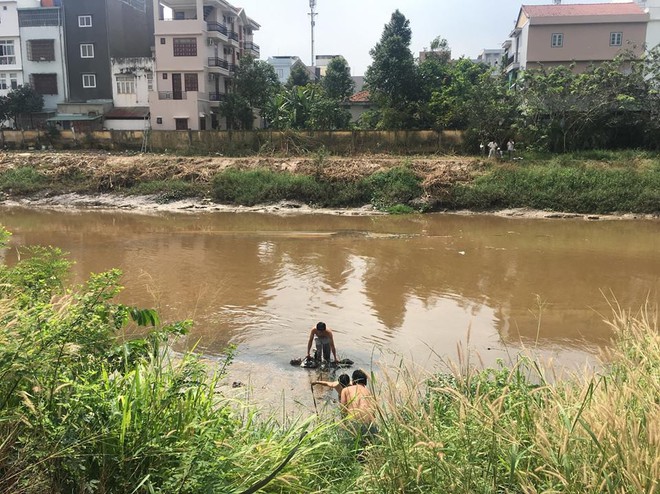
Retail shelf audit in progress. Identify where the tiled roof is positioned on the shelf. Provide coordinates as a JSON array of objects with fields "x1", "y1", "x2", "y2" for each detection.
[
  {"x1": 349, "y1": 90, "x2": 370, "y2": 103},
  {"x1": 522, "y1": 3, "x2": 646, "y2": 18}
]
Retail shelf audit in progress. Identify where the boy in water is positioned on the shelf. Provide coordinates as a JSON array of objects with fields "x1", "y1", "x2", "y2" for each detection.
[{"x1": 312, "y1": 373, "x2": 351, "y2": 399}]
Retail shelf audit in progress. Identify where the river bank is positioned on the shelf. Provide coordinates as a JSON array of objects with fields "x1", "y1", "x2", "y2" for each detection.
[{"x1": 0, "y1": 149, "x2": 658, "y2": 217}]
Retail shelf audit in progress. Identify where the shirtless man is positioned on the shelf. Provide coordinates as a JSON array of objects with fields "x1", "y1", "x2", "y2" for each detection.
[
  {"x1": 340, "y1": 369, "x2": 377, "y2": 430},
  {"x1": 306, "y1": 322, "x2": 338, "y2": 362}
]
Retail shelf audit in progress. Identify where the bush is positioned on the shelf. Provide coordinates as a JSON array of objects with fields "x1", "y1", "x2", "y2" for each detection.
[
  {"x1": 0, "y1": 166, "x2": 47, "y2": 195},
  {"x1": 364, "y1": 166, "x2": 422, "y2": 209}
]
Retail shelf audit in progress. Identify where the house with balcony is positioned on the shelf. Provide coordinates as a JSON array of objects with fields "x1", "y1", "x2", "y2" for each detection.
[
  {"x1": 0, "y1": 0, "x2": 25, "y2": 105},
  {"x1": 266, "y1": 55, "x2": 312, "y2": 84},
  {"x1": 503, "y1": 2, "x2": 649, "y2": 82},
  {"x1": 150, "y1": 0, "x2": 260, "y2": 131},
  {"x1": 17, "y1": 0, "x2": 66, "y2": 117}
]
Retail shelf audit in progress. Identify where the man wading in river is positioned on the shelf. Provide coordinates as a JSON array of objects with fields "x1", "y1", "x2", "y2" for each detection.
[{"x1": 307, "y1": 322, "x2": 338, "y2": 363}]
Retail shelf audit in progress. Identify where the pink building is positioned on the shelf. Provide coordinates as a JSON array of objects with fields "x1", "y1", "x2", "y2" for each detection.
[
  {"x1": 150, "y1": 0, "x2": 259, "y2": 131},
  {"x1": 503, "y1": 2, "x2": 649, "y2": 79}
]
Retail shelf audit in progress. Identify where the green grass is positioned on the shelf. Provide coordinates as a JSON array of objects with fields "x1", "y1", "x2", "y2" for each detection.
[
  {"x1": 449, "y1": 161, "x2": 660, "y2": 214},
  {"x1": 0, "y1": 166, "x2": 48, "y2": 195},
  {"x1": 211, "y1": 166, "x2": 422, "y2": 211}
]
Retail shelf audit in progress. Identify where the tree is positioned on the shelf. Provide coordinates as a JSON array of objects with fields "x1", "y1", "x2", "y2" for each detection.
[
  {"x1": 322, "y1": 56, "x2": 354, "y2": 100},
  {"x1": 286, "y1": 63, "x2": 311, "y2": 88},
  {"x1": 5, "y1": 85, "x2": 43, "y2": 129},
  {"x1": 218, "y1": 93, "x2": 255, "y2": 130},
  {"x1": 232, "y1": 56, "x2": 280, "y2": 109},
  {"x1": 364, "y1": 10, "x2": 420, "y2": 129}
]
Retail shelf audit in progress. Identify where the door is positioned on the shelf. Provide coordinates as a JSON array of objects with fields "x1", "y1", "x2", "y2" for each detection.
[{"x1": 172, "y1": 73, "x2": 182, "y2": 100}]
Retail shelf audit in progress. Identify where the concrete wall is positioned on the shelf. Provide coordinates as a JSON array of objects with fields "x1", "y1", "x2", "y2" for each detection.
[{"x1": 0, "y1": 129, "x2": 464, "y2": 154}]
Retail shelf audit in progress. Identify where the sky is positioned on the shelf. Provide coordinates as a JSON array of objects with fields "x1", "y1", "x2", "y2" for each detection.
[{"x1": 234, "y1": 0, "x2": 622, "y2": 76}]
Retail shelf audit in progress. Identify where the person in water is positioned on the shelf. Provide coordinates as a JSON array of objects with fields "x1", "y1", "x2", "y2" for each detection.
[
  {"x1": 312, "y1": 373, "x2": 350, "y2": 399},
  {"x1": 307, "y1": 321, "x2": 338, "y2": 363},
  {"x1": 340, "y1": 369, "x2": 377, "y2": 429}
]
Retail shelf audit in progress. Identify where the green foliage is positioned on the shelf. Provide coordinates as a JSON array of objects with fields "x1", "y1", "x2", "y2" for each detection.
[
  {"x1": 286, "y1": 63, "x2": 311, "y2": 89},
  {"x1": 0, "y1": 166, "x2": 47, "y2": 195},
  {"x1": 218, "y1": 93, "x2": 255, "y2": 130},
  {"x1": 2, "y1": 84, "x2": 44, "y2": 129},
  {"x1": 322, "y1": 56, "x2": 355, "y2": 100},
  {"x1": 232, "y1": 56, "x2": 281, "y2": 110},
  {"x1": 449, "y1": 161, "x2": 660, "y2": 214},
  {"x1": 365, "y1": 10, "x2": 420, "y2": 129},
  {"x1": 211, "y1": 168, "x2": 370, "y2": 207},
  {"x1": 364, "y1": 166, "x2": 422, "y2": 209}
]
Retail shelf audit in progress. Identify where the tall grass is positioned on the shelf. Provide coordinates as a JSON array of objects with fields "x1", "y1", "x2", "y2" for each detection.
[
  {"x1": 450, "y1": 161, "x2": 659, "y2": 213},
  {"x1": 211, "y1": 166, "x2": 422, "y2": 210},
  {"x1": 355, "y1": 302, "x2": 659, "y2": 493}
]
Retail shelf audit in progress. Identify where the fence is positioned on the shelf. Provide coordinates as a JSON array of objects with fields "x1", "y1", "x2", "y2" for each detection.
[{"x1": 0, "y1": 128, "x2": 464, "y2": 155}]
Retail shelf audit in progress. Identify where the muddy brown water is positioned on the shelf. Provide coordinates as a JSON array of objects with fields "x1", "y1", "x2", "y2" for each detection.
[{"x1": 1, "y1": 206, "x2": 658, "y2": 415}]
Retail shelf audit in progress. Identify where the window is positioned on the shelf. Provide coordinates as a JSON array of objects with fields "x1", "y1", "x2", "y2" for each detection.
[
  {"x1": 80, "y1": 43, "x2": 94, "y2": 58},
  {"x1": 551, "y1": 33, "x2": 563, "y2": 48},
  {"x1": 156, "y1": 117, "x2": 162, "y2": 124},
  {"x1": 116, "y1": 74, "x2": 136, "y2": 94},
  {"x1": 82, "y1": 73, "x2": 96, "y2": 88},
  {"x1": 27, "y1": 39, "x2": 55, "y2": 61},
  {"x1": 78, "y1": 15, "x2": 92, "y2": 27},
  {"x1": 162, "y1": 73, "x2": 168, "y2": 79},
  {"x1": 175, "y1": 118, "x2": 188, "y2": 130},
  {"x1": 0, "y1": 72, "x2": 18, "y2": 90},
  {"x1": 30, "y1": 73, "x2": 58, "y2": 95},
  {"x1": 160, "y1": 37, "x2": 166, "y2": 45},
  {"x1": 610, "y1": 32, "x2": 623, "y2": 46},
  {"x1": 0, "y1": 40, "x2": 16, "y2": 65},
  {"x1": 184, "y1": 73, "x2": 198, "y2": 91},
  {"x1": 18, "y1": 9, "x2": 61, "y2": 27},
  {"x1": 146, "y1": 73, "x2": 153, "y2": 91},
  {"x1": 173, "y1": 37, "x2": 197, "y2": 57}
]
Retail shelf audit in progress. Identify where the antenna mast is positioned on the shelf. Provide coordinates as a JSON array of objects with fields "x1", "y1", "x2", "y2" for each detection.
[{"x1": 309, "y1": 0, "x2": 317, "y2": 66}]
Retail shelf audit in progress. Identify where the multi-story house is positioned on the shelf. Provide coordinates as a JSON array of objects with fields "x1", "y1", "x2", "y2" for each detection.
[
  {"x1": 503, "y1": 2, "x2": 649, "y2": 81},
  {"x1": 476, "y1": 48, "x2": 504, "y2": 69},
  {"x1": 267, "y1": 55, "x2": 307, "y2": 84},
  {"x1": 0, "y1": 0, "x2": 24, "y2": 103},
  {"x1": 17, "y1": 0, "x2": 66, "y2": 115},
  {"x1": 150, "y1": 0, "x2": 260, "y2": 131},
  {"x1": 49, "y1": 0, "x2": 154, "y2": 130}
]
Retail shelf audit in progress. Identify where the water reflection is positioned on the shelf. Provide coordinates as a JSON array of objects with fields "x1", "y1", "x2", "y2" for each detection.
[{"x1": 1, "y1": 207, "x2": 658, "y2": 373}]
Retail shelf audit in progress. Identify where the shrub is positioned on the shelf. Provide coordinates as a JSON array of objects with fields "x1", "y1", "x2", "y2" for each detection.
[{"x1": 0, "y1": 166, "x2": 47, "y2": 195}]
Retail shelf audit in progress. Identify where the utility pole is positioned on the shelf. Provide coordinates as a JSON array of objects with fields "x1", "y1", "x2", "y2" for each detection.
[{"x1": 309, "y1": 0, "x2": 317, "y2": 66}]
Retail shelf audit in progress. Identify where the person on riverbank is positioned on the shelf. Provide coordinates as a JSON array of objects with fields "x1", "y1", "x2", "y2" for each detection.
[
  {"x1": 340, "y1": 369, "x2": 378, "y2": 435},
  {"x1": 487, "y1": 140, "x2": 498, "y2": 158},
  {"x1": 307, "y1": 322, "x2": 338, "y2": 363},
  {"x1": 312, "y1": 373, "x2": 351, "y2": 399},
  {"x1": 507, "y1": 139, "x2": 515, "y2": 159}
]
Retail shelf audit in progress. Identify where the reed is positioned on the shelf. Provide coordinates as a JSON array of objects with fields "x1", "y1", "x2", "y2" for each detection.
[{"x1": 354, "y1": 302, "x2": 659, "y2": 493}]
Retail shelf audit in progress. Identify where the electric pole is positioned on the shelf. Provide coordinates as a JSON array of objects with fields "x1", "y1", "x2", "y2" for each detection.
[{"x1": 309, "y1": 0, "x2": 317, "y2": 66}]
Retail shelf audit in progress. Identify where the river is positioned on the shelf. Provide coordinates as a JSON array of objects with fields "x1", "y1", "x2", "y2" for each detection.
[{"x1": 1, "y1": 206, "x2": 658, "y2": 415}]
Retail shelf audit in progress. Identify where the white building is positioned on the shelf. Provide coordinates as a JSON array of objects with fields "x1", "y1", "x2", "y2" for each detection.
[
  {"x1": 0, "y1": 0, "x2": 25, "y2": 101},
  {"x1": 634, "y1": 0, "x2": 660, "y2": 49},
  {"x1": 267, "y1": 55, "x2": 306, "y2": 83},
  {"x1": 476, "y1": 48, "x2": 504, "y2": 69},
  {"x1": 17, "y1": 0, "x2": 67, "y2": 113}
]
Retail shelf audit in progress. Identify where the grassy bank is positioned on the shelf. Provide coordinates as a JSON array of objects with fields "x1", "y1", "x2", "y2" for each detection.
[
  {"x1": 0, "y1": 150, "x2": 658, "y2": 214},
  {"x1": 1, "y1": 226, "x2": 658, "y2": 493}
]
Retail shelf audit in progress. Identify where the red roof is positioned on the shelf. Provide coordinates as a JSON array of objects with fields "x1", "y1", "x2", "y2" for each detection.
[
  {"x1": 349, "y1": 90, "x2": 370, "y2": 103},
  {"x1": 522, "y1": 3, "x2": 646, "y2": 18}
]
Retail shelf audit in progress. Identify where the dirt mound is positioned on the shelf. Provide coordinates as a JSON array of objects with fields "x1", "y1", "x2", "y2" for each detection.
[{"x1": 0, "y1": 150, "x2": 478, "y2": 187}]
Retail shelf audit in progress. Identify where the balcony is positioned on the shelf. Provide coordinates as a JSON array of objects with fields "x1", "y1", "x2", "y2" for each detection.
[
  {"x1": 228, "y1": 31, "x2": 239, "y2": 43},
  {"x1": 209, "y1": 92, "x2": 227, "y2": 101},
  {"x1": 208, "y1": 57, "x2": 229, "y2": 70},
  {"x1": 243, "y1": 41, "x2": 260, "y2": 57},
  {"x1": 206, "y1": 22, "x2": 228, "y2": 36},
  {"x1": 158, "y1": 91, "x2": 187, "y2": 100}
]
